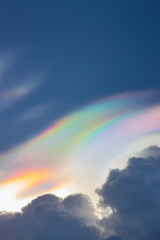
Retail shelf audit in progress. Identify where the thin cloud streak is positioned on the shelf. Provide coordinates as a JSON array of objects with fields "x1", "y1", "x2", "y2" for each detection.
[
  {"x1": 0, "y1": 51, "x2": 45, "y2": 112},
  {"x1": 16, "y1": 103, "x2": 50, "y2": 123}
]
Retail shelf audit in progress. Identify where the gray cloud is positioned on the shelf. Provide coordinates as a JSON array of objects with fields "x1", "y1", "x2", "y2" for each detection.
[
  {"x1": 97, "y1": 146, "x2": 160, "y2": 240},
  {"x1": 0, "y1": 194, "x2": 100, "y2": 240}
]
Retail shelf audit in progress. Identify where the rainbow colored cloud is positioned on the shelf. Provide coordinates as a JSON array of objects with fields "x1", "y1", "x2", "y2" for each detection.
[{"x1": 0, "y1": 90, "x2": 160, "y2": 212}]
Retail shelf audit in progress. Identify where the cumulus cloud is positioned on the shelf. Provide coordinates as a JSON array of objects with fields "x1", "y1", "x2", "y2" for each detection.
[
  {"x1": 1, "y1": 146, "x2": 160, "y2": 240},
  {"x1": 138, "y1": 145, "x2": 160, "y2": 158},
  {"x1": 0, "y1": 194, "x2": 100, "y2": 240},
  {"x1": 97, "y1": 146, "x2": 160, "y2": 240}
]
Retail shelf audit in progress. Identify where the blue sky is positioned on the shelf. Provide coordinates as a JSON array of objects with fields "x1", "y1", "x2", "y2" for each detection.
[
  {"x1": 1, "y1": 3, "x2": 160, "y2": 239},
  {"x1": 0, "y1": 0, "x2": 159, "y2": 151}
]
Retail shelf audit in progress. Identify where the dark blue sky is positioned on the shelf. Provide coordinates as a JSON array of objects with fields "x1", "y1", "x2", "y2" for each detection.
[{"x1": 0, "y1": 0, "x2": 159, "y2": 151}]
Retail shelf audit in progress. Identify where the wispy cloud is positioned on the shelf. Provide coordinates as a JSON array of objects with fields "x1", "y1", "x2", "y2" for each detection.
[
  {"x1": 0, "y1": 79, "x2": 42, "y2": 112},
  {"x1": 16, "y1": 103, "x2": 50, "y2": 123},
  {"x1": 0, "y1": 51, "x2": 45, "y2": 112}
]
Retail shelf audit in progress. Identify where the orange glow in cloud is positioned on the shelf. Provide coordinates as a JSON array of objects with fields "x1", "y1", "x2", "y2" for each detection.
[
  {"x1": 0, "y1": 168, "x2": 72, "y2": 212},
  {"x1": 0, "y1": 168, "x2": 70, "y2": 199},
  {"x1": 1, "y1": 168, "x2": 51, "y2": 186}
]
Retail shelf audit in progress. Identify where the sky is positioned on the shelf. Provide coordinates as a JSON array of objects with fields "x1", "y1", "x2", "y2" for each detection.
[{"x1": 0, "y1": 1, "x2": 160, "y2": 239}]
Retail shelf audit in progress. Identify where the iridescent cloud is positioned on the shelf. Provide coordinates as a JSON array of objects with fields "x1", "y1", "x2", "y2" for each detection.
[{"x1": 0, "y1": 90, "x2": 160, "y2": 212}]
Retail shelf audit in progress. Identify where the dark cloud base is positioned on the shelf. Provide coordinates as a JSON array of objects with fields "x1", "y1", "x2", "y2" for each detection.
[{"x1": 1, "y1": 146, "x2": 160, "y2": 240}]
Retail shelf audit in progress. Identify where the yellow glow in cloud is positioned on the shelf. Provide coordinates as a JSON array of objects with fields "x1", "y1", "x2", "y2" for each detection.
[{"x1": 0, "y1": 168, "x2": 71, "y2": 212}]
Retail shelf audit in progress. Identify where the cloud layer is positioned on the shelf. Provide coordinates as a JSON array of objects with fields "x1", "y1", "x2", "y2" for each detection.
[{"x1": 1, "y1": 146, "x2": 160, "y2": 239}]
